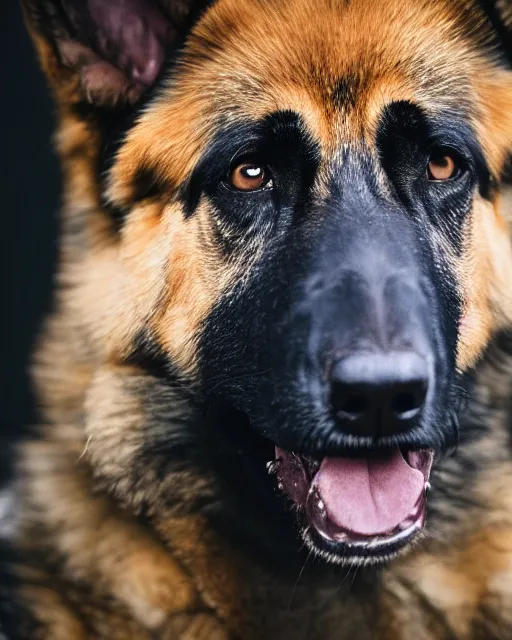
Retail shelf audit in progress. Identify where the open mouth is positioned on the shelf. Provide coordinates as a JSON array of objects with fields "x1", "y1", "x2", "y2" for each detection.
[{"x1": 270, "y1": 447, "x2": 434, "y2": 564}]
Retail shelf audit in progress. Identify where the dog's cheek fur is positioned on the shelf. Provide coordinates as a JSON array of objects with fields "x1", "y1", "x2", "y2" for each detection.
[
  {"x1": 148, "y1": 201, "x2": 242, "y2": 373},
  {"x1": 455, "y1": 191, "x2": 512, "y2": 371},
  {"x1": 487, "y1": 189, "x2": 512, "y2": 329},
  {"x1": 451, "y1": 68, "x2": 512, "y2": 370}
]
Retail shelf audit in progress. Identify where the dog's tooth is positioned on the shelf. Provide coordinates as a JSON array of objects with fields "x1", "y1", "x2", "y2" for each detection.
[{"x1": 266, "y1": 461, "x2": 279, "y2": 474}]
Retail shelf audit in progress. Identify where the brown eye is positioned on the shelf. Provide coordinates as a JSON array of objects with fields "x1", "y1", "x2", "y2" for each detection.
[
  {"x1": 427, "y1": 153, "x2": 459, "y2": 181},
  {"x1": 229, "y1": 162, "x2": 271, "y2": 191}
]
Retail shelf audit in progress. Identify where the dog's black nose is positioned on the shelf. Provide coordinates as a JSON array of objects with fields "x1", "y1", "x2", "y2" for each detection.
[{"x1": 330, "y1": 352, "x2": 429, "y2": 438}]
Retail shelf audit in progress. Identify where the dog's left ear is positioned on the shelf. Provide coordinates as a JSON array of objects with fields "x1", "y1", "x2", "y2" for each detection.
[{"x1": 21, "y1": 0, "x2": 204, "y2": 108}]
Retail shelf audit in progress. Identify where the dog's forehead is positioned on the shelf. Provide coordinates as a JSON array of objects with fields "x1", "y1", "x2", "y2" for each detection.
[{"x1": 175, "y1": 0, "x2": 481, "y2": 130}]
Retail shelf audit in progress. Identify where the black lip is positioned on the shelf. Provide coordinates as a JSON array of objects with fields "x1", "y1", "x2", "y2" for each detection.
[{"x1": 303, "y1": 519, "x2": 423, "y2": 564}]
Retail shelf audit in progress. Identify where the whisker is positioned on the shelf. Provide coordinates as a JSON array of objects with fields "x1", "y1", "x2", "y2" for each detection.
[{"x1": 287, "y1": 550, "x2": 312, "y2": 611}]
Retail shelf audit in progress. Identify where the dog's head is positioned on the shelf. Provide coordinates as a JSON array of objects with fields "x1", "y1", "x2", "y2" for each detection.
[{"x1": 24, "y1": 0, "x2": 512, "y2": 565}]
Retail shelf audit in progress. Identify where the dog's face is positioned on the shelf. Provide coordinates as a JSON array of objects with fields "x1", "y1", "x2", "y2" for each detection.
[{"x1": 24, "y1": 0, "x2": 512, "y2": 566}]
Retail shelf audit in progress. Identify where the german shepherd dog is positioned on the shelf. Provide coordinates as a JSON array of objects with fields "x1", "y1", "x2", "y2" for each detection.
[{"x1": 1, "y1": 0, "x2": 512, "y2": 638}]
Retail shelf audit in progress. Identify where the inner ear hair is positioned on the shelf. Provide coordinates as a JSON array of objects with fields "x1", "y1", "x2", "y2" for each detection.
[{"x1": 21, "y1": 0, "x2": 203, "y2": 108}]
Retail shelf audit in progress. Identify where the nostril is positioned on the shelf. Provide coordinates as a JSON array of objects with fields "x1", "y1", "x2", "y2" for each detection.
[
  {"x1": 329, "y1": 351, "x2": 429, "y2": 438},
  {"x1": 390, "y1": 381, "x2": 427, "y2": 420},
  {"x1": 332, "y1": 385, "x2": 368, "y2": 419}
]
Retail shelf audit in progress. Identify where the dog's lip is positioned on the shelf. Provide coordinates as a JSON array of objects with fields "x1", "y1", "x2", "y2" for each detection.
[
  {"x1": 270, "y1": 447, "x2": 434, "y2": 562},
  {"x1": 303, "y1": 510, "x2": 425, "y2": 563}
]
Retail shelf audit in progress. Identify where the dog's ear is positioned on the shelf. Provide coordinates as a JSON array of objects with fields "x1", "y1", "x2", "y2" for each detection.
[{"x1": 21, "y1": 0, "x2": 204, "y2": 108}]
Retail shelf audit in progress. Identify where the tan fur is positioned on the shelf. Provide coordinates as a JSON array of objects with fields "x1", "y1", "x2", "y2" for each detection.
[{"x1": 10, "y1": 0, "x2": 512, "y2": 637}]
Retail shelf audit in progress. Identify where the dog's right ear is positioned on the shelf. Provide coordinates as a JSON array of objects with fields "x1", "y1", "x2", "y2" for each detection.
[{"x1": 21, "y1": 0, "x2": 204, "y2": 109}]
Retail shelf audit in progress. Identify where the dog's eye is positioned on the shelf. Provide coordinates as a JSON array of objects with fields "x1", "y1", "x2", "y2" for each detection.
[
  {"x1": 229, "y1": 161, "x2": 272, "y2": 191},
  {"x1": 427, "y1": 152, "x2": 461, "y2": 181}
]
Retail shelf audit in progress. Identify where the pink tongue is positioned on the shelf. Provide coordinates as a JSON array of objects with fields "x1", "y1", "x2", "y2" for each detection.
[{"x1": 314, "y1": 450, "x2": 424, "y2": 536}]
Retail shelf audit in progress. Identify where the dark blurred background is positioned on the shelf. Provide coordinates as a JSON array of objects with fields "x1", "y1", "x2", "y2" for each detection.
[{"x1": 1, "y1": 3, "x2": 59, "y2": 467}]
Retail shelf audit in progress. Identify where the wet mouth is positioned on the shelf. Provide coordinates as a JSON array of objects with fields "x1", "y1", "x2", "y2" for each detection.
[{"x1": 270, "y1": 447, "x2": 434, "y2": 565}]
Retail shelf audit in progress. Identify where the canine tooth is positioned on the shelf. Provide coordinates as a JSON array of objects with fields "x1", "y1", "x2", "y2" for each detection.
[{"x1": 267, "y1": 460, "x2": 281, "y2": 475}]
